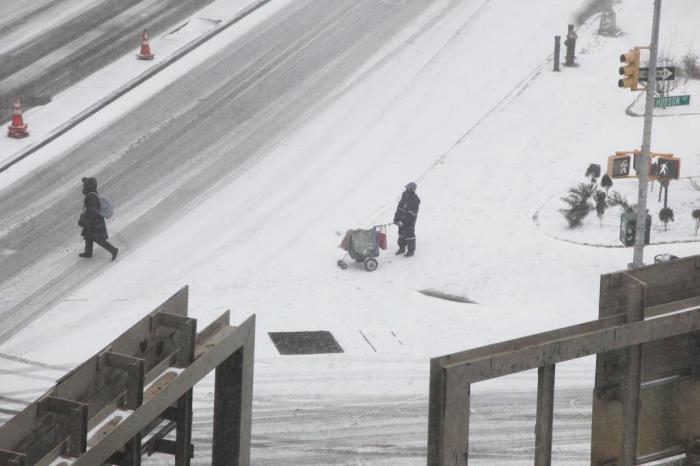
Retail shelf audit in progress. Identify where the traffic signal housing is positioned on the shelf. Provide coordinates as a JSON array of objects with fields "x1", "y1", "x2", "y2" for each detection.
[
  {"x1": 619, "y1": 48, "x2": 640, "y2": 90},
  {"x1": 620, "y1": 211, "x2": 651, "y2": 247}
]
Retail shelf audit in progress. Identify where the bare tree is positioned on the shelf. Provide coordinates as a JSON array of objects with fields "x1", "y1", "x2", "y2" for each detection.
[
  {"x1": 680, "y1": 46, "x2": 700, "y2": 80},
  {"x1": 689, "y1": 177, "x2": 700, "y2": 193},
  {"x1": 644, "y1": 46, "x2": 688, "y2": 98}
]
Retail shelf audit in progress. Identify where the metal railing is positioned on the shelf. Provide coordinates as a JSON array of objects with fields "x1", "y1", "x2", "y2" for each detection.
[
  {"x1": 0, "y1": 286, "x2": 255, "y2": 466},
  {"x1": 428, "y1": 255, "x2": 700, "y2": 466}
]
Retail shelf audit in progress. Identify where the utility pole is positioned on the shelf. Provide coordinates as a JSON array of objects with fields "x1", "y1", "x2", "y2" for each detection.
[{"x1": 631, "y1": 0, "x2": 662, "y2": 268}]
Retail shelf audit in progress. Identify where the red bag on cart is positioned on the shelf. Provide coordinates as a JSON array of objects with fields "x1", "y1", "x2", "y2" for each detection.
[{"x1": 377, "y1": 227, "x2": 387, "y2": 250}]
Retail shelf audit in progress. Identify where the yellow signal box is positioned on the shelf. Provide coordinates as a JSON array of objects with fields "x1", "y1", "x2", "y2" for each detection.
[{"x1": 619, "y1": 48, "x2": 641, "y2": 91}]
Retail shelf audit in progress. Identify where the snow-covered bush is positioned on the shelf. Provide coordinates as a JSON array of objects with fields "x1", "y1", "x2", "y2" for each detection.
[
  {"x1": 659, "y1": 207, "x2": 674, "y2": 231},
  {"x1": 560, "y1": 182, "x2": 596, "y2": 228},
  {"x1": 585, "y1": 163, "x2": 601, "y2": 183},
  {"x1": 692, "y1": 209, "x2": 700, "y2": 236},
  {"x1": 606, "y1": 191, "x2": 633, "y2": 212},
  {"x1": 594, "y1": 191, "x2": 607, "y2": 225}
]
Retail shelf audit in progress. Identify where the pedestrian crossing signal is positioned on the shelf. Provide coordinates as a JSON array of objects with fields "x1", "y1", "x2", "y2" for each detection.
[
  {"x1": 607, "y1": 154, "x2": 632, "y2": 178},
  {"x1": 619, "y1": 48, "x2": 641, "y2": 90},
  {"x1": 653, "y1": 156, "x2": 680, "y2": 180}
]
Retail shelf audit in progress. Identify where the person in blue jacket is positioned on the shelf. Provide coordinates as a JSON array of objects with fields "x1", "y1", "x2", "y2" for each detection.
[{"x1": 393, "y1": 182, "x2": 420, "y2": 257}]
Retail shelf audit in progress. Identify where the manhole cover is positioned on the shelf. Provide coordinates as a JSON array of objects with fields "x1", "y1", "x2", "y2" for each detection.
[{"x1": 268, "y1": 331, "x2": 344, "y2": 355}]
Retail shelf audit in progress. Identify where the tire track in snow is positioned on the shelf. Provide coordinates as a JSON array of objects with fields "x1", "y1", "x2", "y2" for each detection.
[
  {"x1": 139, "y1": 384, "x2": 592, "y2": 464},
  {"x1": 0, "y1": 360, "x2": 594, "y2": 463}
]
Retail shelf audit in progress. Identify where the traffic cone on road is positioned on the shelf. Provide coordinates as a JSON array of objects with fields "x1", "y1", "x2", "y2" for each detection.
[
  {"x1": 7, "y1": 99, "x2": 28, "y2": 139},
  {"x1": 136, "y1": 30, "x2": 154, "y2": 60}
]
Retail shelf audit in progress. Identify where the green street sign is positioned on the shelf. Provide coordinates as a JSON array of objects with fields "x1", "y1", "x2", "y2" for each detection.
[{"x1": 655, "y1": 95, "x2": 690, "y2": 107}]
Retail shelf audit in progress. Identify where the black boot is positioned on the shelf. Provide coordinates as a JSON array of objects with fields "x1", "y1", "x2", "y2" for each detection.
[
  {"x1": 99, "y1": 241, "x2": 119, "y2": 261},
  {"x1": 396, "y1": 238, "x2": 406, "y2": 255},
  {"x1": 405, "y1": 240, "x2": 416, "y2": 257},
  {"x1": 79, "y1": 240, "x2": 93, "y2": 258}
]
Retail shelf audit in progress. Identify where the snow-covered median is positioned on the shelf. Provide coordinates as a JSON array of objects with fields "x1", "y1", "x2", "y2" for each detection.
[{"x1": 536, "y1": 176, "x2": 700, "y2": 247}]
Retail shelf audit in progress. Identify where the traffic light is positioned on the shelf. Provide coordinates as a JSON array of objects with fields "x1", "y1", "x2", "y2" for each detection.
[{"x1": 619, "y1": 48, "x2": 640, "y2": 90}]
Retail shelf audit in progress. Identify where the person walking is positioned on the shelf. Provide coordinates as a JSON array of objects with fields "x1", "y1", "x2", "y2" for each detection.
[
  {"x1": 78, "y1": 177, "x2": 118, "y2": 260},
  {"x1": 393, "y1": 182, "x2": 420, "y2": 257}
]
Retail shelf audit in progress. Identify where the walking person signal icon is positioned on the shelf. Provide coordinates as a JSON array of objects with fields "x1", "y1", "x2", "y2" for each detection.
[{"x1": 607, "y1": 153, "x2": 633, "y2": 178}]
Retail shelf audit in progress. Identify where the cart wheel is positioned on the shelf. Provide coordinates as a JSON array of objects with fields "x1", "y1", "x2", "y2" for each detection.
[
  {"x1": 364, "y1": 258, "x2": 378, "y2": 272},
  {"x1": 337, "y1": 260, "x2": 348, "y2": 270}
]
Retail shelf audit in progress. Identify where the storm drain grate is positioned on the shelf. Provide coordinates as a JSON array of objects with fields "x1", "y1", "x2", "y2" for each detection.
[{"x1": 268, "y1": 331, "x2": 344, "y2": 355}]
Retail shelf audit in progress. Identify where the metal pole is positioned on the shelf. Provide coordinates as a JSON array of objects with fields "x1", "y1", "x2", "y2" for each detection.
[
  {"x1": 631, "y1": 0, "x2": 662, "y2": 268},
  {"x1": 554, "y1": 36, "x2": 561, "y2": 72}
]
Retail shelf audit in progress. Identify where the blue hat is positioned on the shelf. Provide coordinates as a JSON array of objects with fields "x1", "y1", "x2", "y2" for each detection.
[{"x1": 405, "y1": 182, "x2": 417, "y2": 191}]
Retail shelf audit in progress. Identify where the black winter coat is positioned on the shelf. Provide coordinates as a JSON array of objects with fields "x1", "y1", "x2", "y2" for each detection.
[
  {"x1": 393, "y1": 190, "x2": 420, "y2": 227},
  {"x1": 79, "y1": 192, "x2": 108, "y2": 241}
]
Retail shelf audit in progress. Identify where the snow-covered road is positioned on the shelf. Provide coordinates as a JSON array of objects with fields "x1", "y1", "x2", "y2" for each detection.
[
  {"x1": 0, "y1": 0, "x2": 217, "y2": 122},
  {"x1": 0, "y1": 0, "x2": 434, "y2": 340}
]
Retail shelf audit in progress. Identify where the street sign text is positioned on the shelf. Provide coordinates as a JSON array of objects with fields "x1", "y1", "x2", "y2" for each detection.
[{"x1": 654, "y1": 95, "x2": 690, "y2": 108}]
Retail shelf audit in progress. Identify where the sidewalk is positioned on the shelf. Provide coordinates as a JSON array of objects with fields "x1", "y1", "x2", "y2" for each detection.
[{"x1": 0, "y1": 0, "x2": 282, "y2": 180}]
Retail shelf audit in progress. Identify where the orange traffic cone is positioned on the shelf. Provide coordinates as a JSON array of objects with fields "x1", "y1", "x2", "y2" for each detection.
[
  {"x1": 7, "y1": 99, "x2": 28, "y2": 138},
  {"x1": 136, "y1": 30, "x2": 154, "y2": 60}
]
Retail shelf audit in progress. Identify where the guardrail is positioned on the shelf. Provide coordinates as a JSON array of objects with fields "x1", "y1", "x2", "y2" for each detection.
[
  {"x1": 0, "y1": 286, "x2": 255, "y2": 466},
  {"x1": 428, "y1": 255, "x2": 700, "y2": 466}
]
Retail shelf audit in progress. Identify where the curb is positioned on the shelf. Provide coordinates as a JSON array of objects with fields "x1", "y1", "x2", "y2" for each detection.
[
  {"x1": 0, "y1": 0, "x2": 272, "y2": 174},
  {"x1": 532, "y1": 183, "x2": 700, "y2": 248},
  {"x1": 625, "y1": 92, "x2": 700, "y2": 118}
]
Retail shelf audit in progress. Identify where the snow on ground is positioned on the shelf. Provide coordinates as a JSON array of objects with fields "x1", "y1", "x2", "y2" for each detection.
[{"x1": 2, "y1": 0, "x2": 700, "y2": 460}]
